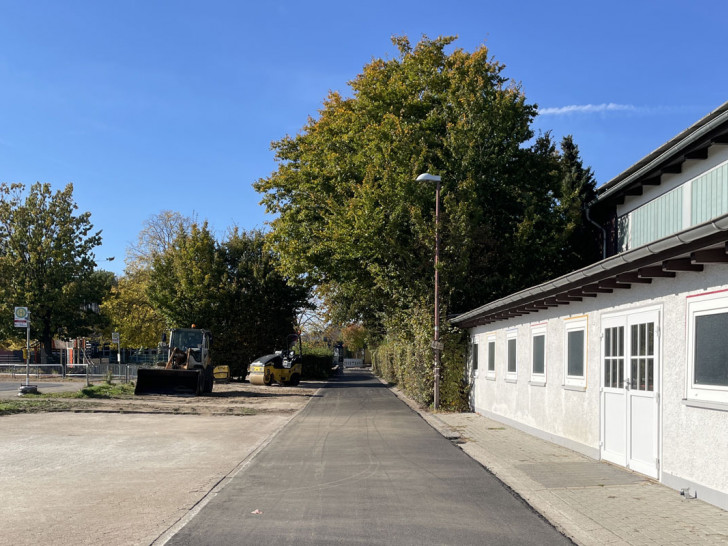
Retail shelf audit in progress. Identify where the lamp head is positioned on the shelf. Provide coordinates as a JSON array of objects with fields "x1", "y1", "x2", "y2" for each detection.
[{"x1": 416, "y1": 173, "x2": 442, "y2": 182}]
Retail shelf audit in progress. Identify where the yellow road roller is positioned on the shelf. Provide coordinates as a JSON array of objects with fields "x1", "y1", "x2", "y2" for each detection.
[
  {"x1": 248, "y1": 351, "x2": 301, "y2": 386},
  {"x1": 248, "y1": 335, "x2": 302, "y2": 386}
]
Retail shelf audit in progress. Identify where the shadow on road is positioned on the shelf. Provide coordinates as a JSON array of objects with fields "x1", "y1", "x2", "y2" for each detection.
[{"x1": 322, "y1": 369, "x2": 388, "y2": 389}]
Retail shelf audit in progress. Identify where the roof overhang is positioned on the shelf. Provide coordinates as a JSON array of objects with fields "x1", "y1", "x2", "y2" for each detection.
[
  {"x1": 452, "y1": 213, "x2": 728, "y2": 329},
  {"x1": 594, "y1": 101, "x2": 728, "y2": 208}
]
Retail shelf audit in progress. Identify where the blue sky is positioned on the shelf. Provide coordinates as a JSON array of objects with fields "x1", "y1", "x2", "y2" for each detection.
[{"x1": 1, "y1": 1, "x2": 725, "y2": 276}]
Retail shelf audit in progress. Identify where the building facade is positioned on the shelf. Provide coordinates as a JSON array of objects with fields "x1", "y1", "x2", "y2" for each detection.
[{"x1": 453, "y1": 102, "x2": 728, "y2": 510}]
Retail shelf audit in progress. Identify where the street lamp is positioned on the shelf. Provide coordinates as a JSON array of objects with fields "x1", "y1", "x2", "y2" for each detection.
[{"x1": 416, "y1": 172, "x2": 442, "y2": 409}]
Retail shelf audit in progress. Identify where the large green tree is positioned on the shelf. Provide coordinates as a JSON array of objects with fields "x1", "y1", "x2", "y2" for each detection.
[
  {"x1": 255, "y1": 36, "x2": 601, "y2": 406},
  {"x1": 255, "y1": 36, "x2": 598, "y2": 334},
  {"x1": 102, "y1": 211, "x2": 194, "y2": 348},
  {"x1": 100, "y1": 268, "x2": 167, "y2": 348},
  {"x1": 0, "y1": 182, "x2": 104, "y2": 359},
  {"x1": 141, "y1": 222, "x2": 309, "y2": 374},
  {"x1": 126, "y1": 210, "x2": 194, "y2": 273},
  {"x1": 147, "y1": 221, "x2": 225, "y2": 330},
  {"x1": 216, "y1": 229, "x2": 310, "y2": 373}
]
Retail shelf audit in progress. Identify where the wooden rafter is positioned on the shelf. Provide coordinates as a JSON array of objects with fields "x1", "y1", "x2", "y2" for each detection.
[
  {"x1": 569, "y1": 289, "x2": 597, "y2": 298},
  {"x1": 691, "y1": 245, "x2": 728, "y2": 263},
  {"x1": 582, "y1": 283, "x2": 613, "y2": 293},
  {"x1": 685, "y1": 147, "x2": 709, "y2": 160},
  {"x1": 638, "y1": 266, "x2": 677, "y2": 278},
  {"x1": 661, "y1": 162, "x2": 683, "y2": 174},
  {"x1": 556, "y1": 293, "x2": 582, "y2": 302},
  {"x1": 616, "y1": 272, "x2": 653, "y2": 284},
  {"x1": 598, "y1": 278, "x2": 632, "y2": 289},
  {"x1": 663, "y1": 258, "x2": 704, "y2": 272},
  {"x1": 641, "y1": 176, "x2": 661, "y2": 186}
]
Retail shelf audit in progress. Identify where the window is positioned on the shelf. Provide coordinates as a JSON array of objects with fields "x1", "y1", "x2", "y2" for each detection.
[
  {"x1": 687, "y1": 291, "x2": 728, "y2": 404},
  {"x1": 486, "y1": 334, "x2": 496, "y2": 379},
  {"x1": 695, "y1": 314, "x2": 728, "y2": 385},
  {"x1": 531, "y1": 325, "x2": 546, "y2": 384},
  {"x1": 564, "y1": 317, "x2": 587, "y2": 388},
  {"x1": 630, "y1": 322, "x2": 655, "y2": 391},
  {"x1": 506, "y1": 330, "x2": 517, "y2": 381},
  {"x1": 471, "y1": 342, "x2": 479, "y2": 374},
  {"x1": 603, "y1": 325, "x2": 624, "y2": 389}
]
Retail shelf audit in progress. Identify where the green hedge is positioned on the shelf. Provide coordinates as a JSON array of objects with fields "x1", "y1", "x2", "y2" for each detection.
[
  {"x1": 301, "y1": 348, "x2": 334, "y2": 380},
  {"x1": 371, "y1": 309, "x2": 470, "y2": 411}
]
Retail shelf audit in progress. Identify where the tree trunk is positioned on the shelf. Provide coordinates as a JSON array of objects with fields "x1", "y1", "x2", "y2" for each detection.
[{"x1": 41, "y1": 318, "x2": 54, "y2": 364}]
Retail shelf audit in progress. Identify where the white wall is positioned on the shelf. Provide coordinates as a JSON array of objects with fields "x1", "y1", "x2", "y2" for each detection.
[
  {"x1": 469, "y1": 264, "x2": 728, "y2": 506},
  {"x1": 471, "y1": 310, "x2": 600, "y2": 456}
]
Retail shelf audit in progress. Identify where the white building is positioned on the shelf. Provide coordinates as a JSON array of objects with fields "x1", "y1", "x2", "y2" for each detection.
[{"x1": 452, "y1": 101, "x2": 728, "y2": 510}]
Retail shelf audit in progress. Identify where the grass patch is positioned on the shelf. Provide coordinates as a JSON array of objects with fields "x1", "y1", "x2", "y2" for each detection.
[
  {"x1": 20, "y1": 382, "x2": 136, "y2": 399},
  {"x1": 1, "y1": 382, "x2": 136, "y2": 416},
  {"x1": 0, "y1": 399, "x2": 74, "y2": 416},
  {"x1": 74, "y1": 383, "x2": 135, "y2": 399}
]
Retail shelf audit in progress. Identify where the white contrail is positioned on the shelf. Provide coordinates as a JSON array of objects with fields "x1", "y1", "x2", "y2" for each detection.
[{"x1": 538, "y1": 103, "x2": 638, "y2": 115}]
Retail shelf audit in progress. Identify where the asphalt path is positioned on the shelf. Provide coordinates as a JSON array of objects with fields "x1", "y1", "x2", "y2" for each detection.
[{"x1": 165, "y1": 370, "x2": 571, "y2": 546}]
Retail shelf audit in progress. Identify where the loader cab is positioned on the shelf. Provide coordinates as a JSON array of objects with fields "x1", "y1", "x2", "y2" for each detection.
[
  {"x1": 169, "y1": 328, "x2": 210, "y2": 368},
  {"x1": 171, "y1": 329, "x2": 205, "y2": 351}
]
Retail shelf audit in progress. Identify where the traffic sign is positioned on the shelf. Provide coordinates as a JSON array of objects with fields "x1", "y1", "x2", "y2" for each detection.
[
  {"x1": 14, "y1": 307, "x2": 29, "y2": 328},
  {"x1": 112, "y1": 332, "x2": 120, "y2": 344}
]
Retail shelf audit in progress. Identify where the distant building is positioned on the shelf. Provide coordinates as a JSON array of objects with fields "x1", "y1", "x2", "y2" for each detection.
[{"x1": 453, "y1": 102, "x2": 728, "y2": 510}]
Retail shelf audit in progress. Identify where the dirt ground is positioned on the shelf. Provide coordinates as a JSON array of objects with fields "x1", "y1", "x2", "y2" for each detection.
[{"x1": 0, "y1": 379, "x2": 323, "y2": 546}]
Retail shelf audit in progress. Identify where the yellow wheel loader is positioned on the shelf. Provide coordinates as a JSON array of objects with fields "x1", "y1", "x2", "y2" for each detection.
[
  {"x1": 135, "y1": 328, "x2": 214, "y2": 395},
  {"x1": 248, "y1": 334, "x2": 302, "y2": 386}
]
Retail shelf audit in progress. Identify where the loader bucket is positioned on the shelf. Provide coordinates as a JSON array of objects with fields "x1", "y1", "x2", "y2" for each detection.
[{"x1": 135, "y1": 368, "x2": 202, "y2": 395}]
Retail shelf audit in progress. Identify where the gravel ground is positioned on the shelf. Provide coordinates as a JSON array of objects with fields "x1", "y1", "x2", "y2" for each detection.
[{"x1": 0, "y1": 380, "x2": 322, "y2": 545}]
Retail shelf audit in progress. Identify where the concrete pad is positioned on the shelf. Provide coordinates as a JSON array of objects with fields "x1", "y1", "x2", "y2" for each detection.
[{"x1": 0, "y1": 411, "x2": 299, "y2": 545}]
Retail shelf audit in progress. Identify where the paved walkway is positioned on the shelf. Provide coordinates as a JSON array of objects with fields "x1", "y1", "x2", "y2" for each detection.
[
  {"x1": 165, "y1": 371, "x2": 570, "y2": 545},
  {"x1": 401, "y1": 401, "x2": 728, "y2": 545}
]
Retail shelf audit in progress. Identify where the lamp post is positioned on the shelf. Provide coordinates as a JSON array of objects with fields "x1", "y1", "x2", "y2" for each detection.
[{"x1": 416, "y1": 172, "x2": 442, "y2": 409}]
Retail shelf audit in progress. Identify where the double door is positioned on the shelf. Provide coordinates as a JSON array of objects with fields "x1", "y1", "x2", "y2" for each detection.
[{"x1": 600, "y1": 310, "x2": 660, "y2": 478}]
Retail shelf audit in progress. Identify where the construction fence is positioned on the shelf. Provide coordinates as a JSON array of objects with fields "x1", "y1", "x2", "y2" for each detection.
[{"x1": 0, "y1": 349, "x2": 165, "y2": 382}]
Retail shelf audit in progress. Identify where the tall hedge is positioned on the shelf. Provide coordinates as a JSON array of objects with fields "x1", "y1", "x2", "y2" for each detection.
[{"x1": 372, "y1": 304, "x2": 469, "y2": 411}]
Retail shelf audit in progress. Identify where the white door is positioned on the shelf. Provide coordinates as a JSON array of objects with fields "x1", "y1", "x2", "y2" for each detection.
[{"x1": 601, "y1": 310, "x2": 660, "y2": 478}]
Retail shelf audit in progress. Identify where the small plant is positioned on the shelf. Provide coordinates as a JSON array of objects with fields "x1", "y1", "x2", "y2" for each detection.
[{"x1": 105, "y1": 369, "x2": 114, "y2": 385}]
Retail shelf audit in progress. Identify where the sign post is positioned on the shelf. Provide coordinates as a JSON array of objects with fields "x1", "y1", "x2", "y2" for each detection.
[
  {"x1": 112, "y1": 332, "x2": 121, "y2": 363},
  {"x1": 112, "y1": 332, "x2": 125, "y2": 382},
  {"x1": 15, "y1": 307, "x2": 37, "y2": 395}
]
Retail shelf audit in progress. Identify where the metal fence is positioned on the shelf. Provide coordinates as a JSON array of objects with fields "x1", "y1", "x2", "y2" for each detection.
[
  {"x1": 67, "y1": 362, "x2": 150, "y2": 381},
  {"x1": 0, "y1": 360, "x2": 161, "y2": 382}
]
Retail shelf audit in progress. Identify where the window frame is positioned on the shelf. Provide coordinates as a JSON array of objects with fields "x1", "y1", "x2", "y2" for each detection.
[
  {"x1": 486, "y1": 334, "x2": 496, "y2": 380},
  {"x1": 506, "y1": 329, "x2": 518, "y2": 382},
  {"x1": 564, "y1": 317, "x2": 588, "y2": 389},
  {"x1": 530, "y1": 324, "x2": 547, "y2": 385},
  {"x1": 687, "y1": 290, "x2": 728, "y2": 404}
]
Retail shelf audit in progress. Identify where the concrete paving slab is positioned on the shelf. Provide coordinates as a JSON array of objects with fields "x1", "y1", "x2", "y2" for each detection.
[{"x1": 431, "y1": 412, "x2": 728, "y2": 546}]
